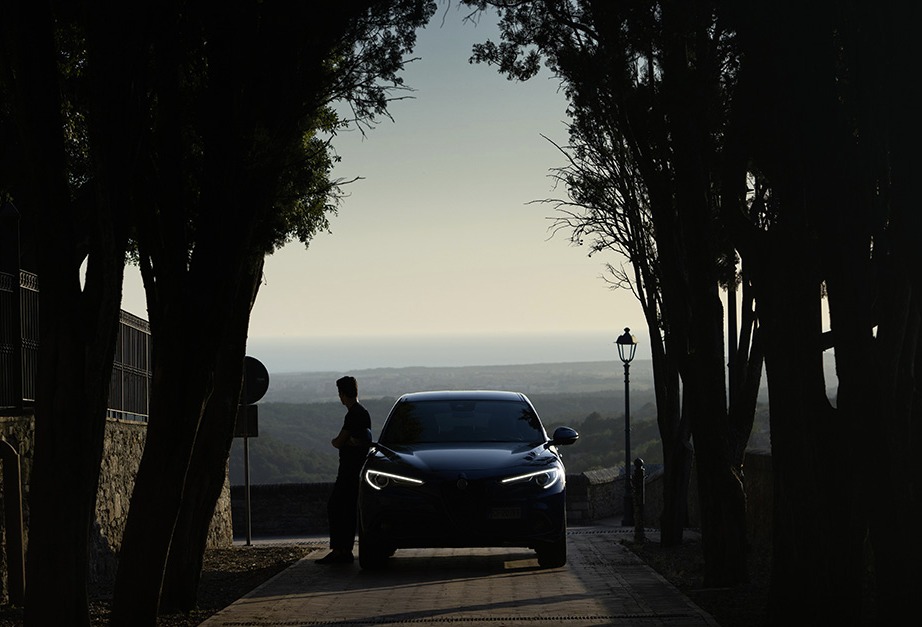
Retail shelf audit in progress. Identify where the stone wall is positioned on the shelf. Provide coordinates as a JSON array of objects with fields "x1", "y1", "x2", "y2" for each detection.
[
  {"x1": 232, "y1": 468, "x2": 658, "y2": 537},
  {"x1": 231, "y1": 482, "x2": 334, "y2": 537},
  {"x1": 232, "y1": 472, "x2": 665, "y2": 539},
  {"x1": 0, "y1": 414, "x2": 233, "y2": 599},
  {"x1": 641, "y1": 464, "x2": 702, "y2": 530},
  {"x1": 90, "y1": 419, "x2": 234, "y2": 582},
  {"x1": 565, "y1": 466, "x2": 620, "y2": 524},
  {"x1": 230, "y1": 451, "x2": 774, "y2": 541},
  {"x1": 0, "y1": 416, "x2": 32, "y2": 603},
  {"x1": 91, "y1": 419, "x2": 146, "y2": 582}
]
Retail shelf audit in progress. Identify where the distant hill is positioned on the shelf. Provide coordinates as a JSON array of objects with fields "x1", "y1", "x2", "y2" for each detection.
[
  {"x1": 230, "y1": 355, "x2": 837, "y2": 485},
  {"x1": 232, "y1": 361, "x2": 659, "y2": 486},
  {"x1": 229, "y1": 390, "x2": 660, "y2": 486},
  {"x1": 262, "y1": 360, "x2": 654, "y2": 404}
]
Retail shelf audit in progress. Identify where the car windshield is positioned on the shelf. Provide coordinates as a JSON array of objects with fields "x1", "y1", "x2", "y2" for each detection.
[{"x1": 379, "y1": 399, "x2": 547, "y2": 445}]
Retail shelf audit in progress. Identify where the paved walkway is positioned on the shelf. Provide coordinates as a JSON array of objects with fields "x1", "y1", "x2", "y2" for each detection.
[{"x1": 201, "y1": 524, "x2": 718, "y2": 626}]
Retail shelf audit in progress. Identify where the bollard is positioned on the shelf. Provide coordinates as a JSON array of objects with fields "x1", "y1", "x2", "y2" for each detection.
[{"x1": 633, "y1": 458, "x2": 645, "y2": 543}]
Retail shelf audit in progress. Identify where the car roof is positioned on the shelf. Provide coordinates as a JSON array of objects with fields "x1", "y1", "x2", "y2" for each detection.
[{"x1": 395, "y1": 390, "x2": 529, "y2": 403}]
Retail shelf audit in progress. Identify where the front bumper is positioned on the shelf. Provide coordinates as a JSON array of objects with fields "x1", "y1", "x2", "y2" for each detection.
[{"x1": 358, "y1": 472, "x2": 566, "y2": 549}]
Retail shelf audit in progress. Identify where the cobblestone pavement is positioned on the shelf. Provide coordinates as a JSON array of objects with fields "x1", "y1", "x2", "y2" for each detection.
[{"x1": 200, "y1": 526, "x2": 718, "y2": 626}]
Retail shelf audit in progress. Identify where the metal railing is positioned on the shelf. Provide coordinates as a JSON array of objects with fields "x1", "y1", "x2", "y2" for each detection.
[
  {"x1": 0, "y1": 269, "x2": 150, "y2": 421},
  {"x1": 18, "y1": 271, "x2": 37, "y2": 406},
  {"x1": 0, "y1": 269, "x2": 29, "y2": 412},
  {"x1": 108, "y1": 310, "x2": 150, "y2": 421}
]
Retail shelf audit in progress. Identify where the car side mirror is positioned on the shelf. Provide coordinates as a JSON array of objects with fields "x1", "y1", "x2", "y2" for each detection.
[{"x1": 550, "y1": 426, "x2": 579, "y2": 446}]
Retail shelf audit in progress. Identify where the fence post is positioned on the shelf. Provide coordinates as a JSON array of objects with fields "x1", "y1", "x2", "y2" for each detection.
[
  {"x1": 0, "y1": 202, "x2": 23, "y2": 413},
  {"x1": 633, "y1": 457, "x2": 645, "y2": 543}
]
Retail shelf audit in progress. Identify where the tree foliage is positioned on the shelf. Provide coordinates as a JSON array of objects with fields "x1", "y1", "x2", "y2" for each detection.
[
  {"x1": 112, "y1": 3, "x2": 437, "y2": 623},
  {"x1": 465, "y1": 0, "x2": 757, "y2": 574},
  {"x1": 3, "y1": 1, "x2": 437, "y2": 624},
  {"x1": 465, "y1": 0, "x2": 920, "y2": 622}
]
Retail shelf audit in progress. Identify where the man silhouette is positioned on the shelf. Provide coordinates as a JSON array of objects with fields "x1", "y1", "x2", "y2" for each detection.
[{"x1": 316, "y1": 375, "x2": 372, "y2": 564}]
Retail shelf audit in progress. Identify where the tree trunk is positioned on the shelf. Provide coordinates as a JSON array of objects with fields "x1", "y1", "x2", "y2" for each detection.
[
  {"x1": 684, "y1": 288, "x2": 747, "y2": 587},
  {"x1": 160, "y1": 258, "x2": 263, "y2": 612},
  {"x1": 110, "y1": 3, "x2": 423, "y2": 620},
  {"x1": 25, "y1": 291, "x2": 111, "y2": 627},
  {"x1": 654, "y1": 0, "x2": 748, "y2": 586},
  {"x1": 112, "y1": 204, "x2": 259, "y2": 627},
  {"x1": 111, "y1": 43, "x2": 271, "y2": 621},
  {"x1": 659, "y1": 419, "x2": 692, "y2": 547},
  {"x1": 756, "y1": 199, "x2": 864, "y2": 623},
  {"x1": 3, "y1": 3, "x2": 127, "y2": 625},
  {"x1": 866, "y1": 281, "x2": 919, "y2": 625},
  {"x1": 867, "y1": 12, "x2": 922, "y2": 617},
  {"x1": 654, "y1": 171, "x2": 747, "y2": 584},
  {"x1": 157, "y1": 346, "x2": 241, "y2": 614},
  {"x1": 2, "y1": 7, "x2": 88, "y2": 625},
  {"x1": 648, "y1": 325, "x2": 689, "y2": 547},
  {"x1": 727, "y1": 273, "x2": 764, "y2": 469},
  {"x1": 109, "y1": 314, "x2": 214, "y2": 625},
  {"x1": 724, "y1": 2, "x2": 876, "y2": 618}
]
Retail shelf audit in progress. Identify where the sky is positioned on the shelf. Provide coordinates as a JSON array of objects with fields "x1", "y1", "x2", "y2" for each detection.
[{"x1": 121, "y1": 7, "x2": 647, "y2": 373}]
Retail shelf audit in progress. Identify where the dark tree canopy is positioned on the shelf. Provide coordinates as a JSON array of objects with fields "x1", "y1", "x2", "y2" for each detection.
[
  {"x1": 1, "y1": 1, "x2": 437, "y2": 625},
  {"x1": 465, "y1": 0, "x2": 754, "y2": 579},
  {"x1": 464, "y1": 1, "x2": 919, "y2": 622}
]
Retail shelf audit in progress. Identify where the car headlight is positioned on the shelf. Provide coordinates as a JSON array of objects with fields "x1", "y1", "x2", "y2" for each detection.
[
  {"x1": 364, "y1": 468, "x2": 424, "y2": 491},
  {"x1": 501, "y1": 467, "x2": 561, "y2": 490}
]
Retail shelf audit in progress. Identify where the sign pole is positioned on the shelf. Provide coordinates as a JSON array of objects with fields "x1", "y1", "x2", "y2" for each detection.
[
  {"x1": 244, "y1": 433, "x2": 252, "y2": 546},
  {"x1": 235, "y1": 356, "x2": 269, "y2": 547}
]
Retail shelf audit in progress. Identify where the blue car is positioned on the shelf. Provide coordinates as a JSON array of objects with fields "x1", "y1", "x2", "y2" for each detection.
[{"x1": 357, "y1": 390, "x2": 579, "y2": 569}]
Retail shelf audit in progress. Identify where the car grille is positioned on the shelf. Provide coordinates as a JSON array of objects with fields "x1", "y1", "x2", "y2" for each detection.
[{"x1": 440, "y1": 477, "x2": 490, "y2": 525}]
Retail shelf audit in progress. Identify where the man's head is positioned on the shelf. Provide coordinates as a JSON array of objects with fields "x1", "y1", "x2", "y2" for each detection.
[{"x1": 336, "y1": 376, "x2": 358, "y2": 401}]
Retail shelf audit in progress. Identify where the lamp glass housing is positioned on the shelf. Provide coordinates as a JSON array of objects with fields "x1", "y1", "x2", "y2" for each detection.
[{"x1": 616, "y1": 328, "x2": 637, "y2": 364}]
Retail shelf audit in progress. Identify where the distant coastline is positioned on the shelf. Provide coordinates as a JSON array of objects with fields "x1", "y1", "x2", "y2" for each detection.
[
  {"x1": 262, "y1": 359, "x2": 651, "y2": 404},
  {"x1": 245, "y1": 330, "x2": 641, "y2": 375}
]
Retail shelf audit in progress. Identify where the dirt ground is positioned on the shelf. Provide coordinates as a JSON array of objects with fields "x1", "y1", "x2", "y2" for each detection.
[
  {"x1": 625, "y1": 537, "x2": 772, "y2": 627},
  {"x1": 0, "y1": 544, "x2": 315, "y2": 626}
]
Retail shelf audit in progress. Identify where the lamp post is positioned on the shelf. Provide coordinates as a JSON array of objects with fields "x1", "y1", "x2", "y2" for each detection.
[{"x1": 616, "y1": 327, "x2": 637, "y2": 526}]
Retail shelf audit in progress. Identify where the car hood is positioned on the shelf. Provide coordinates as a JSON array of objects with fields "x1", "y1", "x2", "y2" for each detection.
[{"x1": 371, "y1": 442, "x2": 555, "y2": 475}]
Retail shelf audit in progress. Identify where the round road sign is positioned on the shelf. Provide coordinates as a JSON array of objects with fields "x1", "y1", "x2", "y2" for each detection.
[{"x1": 243, "y1": 356, "x2": 270, "y2": 404}]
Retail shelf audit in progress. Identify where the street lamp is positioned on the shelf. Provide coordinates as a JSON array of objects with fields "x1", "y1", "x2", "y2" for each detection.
[{"x1": 616, "y1": 327, "x2": 637, "y2": 526}]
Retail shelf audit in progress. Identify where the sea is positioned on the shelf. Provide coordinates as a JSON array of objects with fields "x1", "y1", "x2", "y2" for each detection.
[{"x1": 245, "y1": 330, "x2": 640, "y2": 374}]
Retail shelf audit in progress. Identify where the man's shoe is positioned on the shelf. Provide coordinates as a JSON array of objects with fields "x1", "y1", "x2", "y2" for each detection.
[{"x1": 315, "y1": 551, "x2": 354, "y2": 565}]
